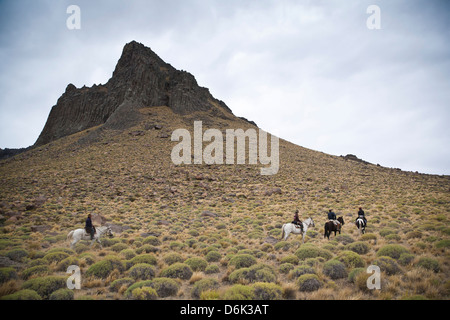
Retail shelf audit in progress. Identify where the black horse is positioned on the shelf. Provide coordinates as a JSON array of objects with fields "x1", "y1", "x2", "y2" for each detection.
[{"x1": 324, "y1": 216, "x2": 344, "y2": 240}]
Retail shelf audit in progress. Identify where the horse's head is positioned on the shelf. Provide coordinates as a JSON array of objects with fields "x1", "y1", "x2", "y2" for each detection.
[
  {"x1": 338, "y1": 216, "x2": 344, "y2": 225},
  {"x1": 309, "y1": 217, "x2": 315, "y2": 227},
  {"x1": 106, "y1": 226, "x2": 114, "y2": 238}
]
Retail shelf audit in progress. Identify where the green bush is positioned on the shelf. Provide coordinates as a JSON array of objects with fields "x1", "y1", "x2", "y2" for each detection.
[
  {"x1": 56, "y1": 257, "x2": 79, "y2": 272},
  {"x1": 163, "y1": 252, "x2": 184, "y2": 265},
  {"x1": 205, "y1": 265, "x2": 220, "y2": 274},
  {"x1": 21, "y1": 265, "x2": 50, "y2": 280},
  {"x1": 205, "y1": 251, "x2": 222, "y2": 262},
  {"x1": 345, "y1": 241, "x2": 369, "y2": 255},
  {"x1": 435, "y1": 239, "x2": 450, "y2": 249},
  {"x1": 160, "y1": 263, "x2": 193, "y2": 280},
  {"x1": 222, "y1": 284, "x2": 254, "y2": 300},
  {"x1": 192, "y1": 278, "x2": 219, "y2": 298},
  {"x1": 129, "y1": 254, "x2": 157, "y2": 266},
  {"x1": 143, "y1": 236, "x2": 161, "y2": 246},
  {"x1": 110, "y1": 277, "x2": 134, "y2": 292},
  {"x1": 295, "y1": 246, "x2": 332, "y2": 261},
  {"x1": 128, "y1": 263, "x2": 156, "y2": 280},
  {"x1": 372, "y1": 256, "x2": 402, "y2": 275},
  {"x1": 120, "y1": 249, "x2": 136, "y2": 260},
  {"x1": 323, "y1": 260, "x2": 347, "y2": 279},
  {"x1": 43, "y1": 251, "x2": 70, "y2": 264},
  {"x1": 228, "y1": 254, "x2": 257, "y2": 269},
  {"x1": 252, "y1": 282, "x2": 283, "y2": 300},
  {"x1": 228, "y1": 264, "x2": 276, "y2": 284},
  {"x1": 280, "y1": 254, "x2": 299, "y2": 265},
  {"x1": 149, "y1": 277, "x2": 181, "y2": 298},
  {"x1": 279, "y1": 263, "x2": 294, "y2": 274},
  {"x1": 398, "y1": 253, "x2": 415, "y2": 266},
  {"x1": 297, "y1": 274, "x2": 322, "y2": 292},
  {"x1": 131, "y1": 287, "x2": 158, "y2": 300},
  {"x1": 111, "y1": 243, "x2": 128, "y2": 253},
  {"x1": 184, "y1": 257, "x2": 208, "y2": 272},
  {"x1": 376, "y1": 244, "x2": 409, "y2": 260},
  {"x1": 1, "y1": 289, "x2": 42, "y2": 300},
  {"x1": 49, "y1": 288, "x2": 74, "y2": 300},
  {"x1": 274, "y1": 241, "x2": 291, "y2": 251},
  {"x1": 335, "y1": 234, "x2": 354, "y2": 245},
  {"x1": 416, "y1": 257, "x2": 440, "y2": 273},
  {"x1": 22, "y1": 276, "x2": 67, "y2": 299},
  {"x1": 86, "y1": 256, "x2": 124, "y2": 279},
  {"x1": 289, "y1": 265, "x2": 315, "y2": 279},
  {"x1": 360, "y1": 233, "x2": 377, "y2": 241},
  {"x1": 379, "y1": 228, "x2": 397, "y2": 237},
  {"x1": 6, "y1": 248, "x2": 28, "y2": 262},
  {"x1": 348, "y1": 268, "x2": 365, "y2": 283},
  {"x1": 0, "y1": 267, "x2": 18, "y2": 283},
  {"x1": 336, "y1": 251, "x2": 365, "y2": 268}
]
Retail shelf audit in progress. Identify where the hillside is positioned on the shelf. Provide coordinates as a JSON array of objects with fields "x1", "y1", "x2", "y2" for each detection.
[{"x1": 0, "y1": 42, "x2": 449, "y2": 301}]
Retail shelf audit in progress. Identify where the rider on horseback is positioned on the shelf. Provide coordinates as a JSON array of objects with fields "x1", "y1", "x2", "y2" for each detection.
[
  {"x1": 328, "y1": 209, "x2": 340, "y2": 227},
  {"x1": 292, "y1": 209, "x2": 303, "y2": 233},
  {"x1": 356, "y1": 207, "x2": 367, "y2": 225},
  {"x1": 85, "y1": 214, "x2": 95, "y2": 240}
]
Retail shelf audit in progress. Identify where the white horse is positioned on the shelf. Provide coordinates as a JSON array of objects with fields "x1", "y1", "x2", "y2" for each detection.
[
  {"x1": 356, "y1": 218, "x2": 366, "y2": 235},
  {"x1": 67, "y1": 226, "x2": 113, "y2": 248},
  {"x1": 281, "y1": 217, "x2": 315, "y2": 243}
]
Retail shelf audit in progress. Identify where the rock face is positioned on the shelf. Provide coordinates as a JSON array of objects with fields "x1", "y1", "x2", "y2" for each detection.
[{"x1": 35, "y1": 41, "x2": 235, "y2": 147}]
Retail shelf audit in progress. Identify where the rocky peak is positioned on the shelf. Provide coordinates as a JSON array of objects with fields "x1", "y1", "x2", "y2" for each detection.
[{"x1": 34, "y1": 41, "x2": 235, "y2": 147}]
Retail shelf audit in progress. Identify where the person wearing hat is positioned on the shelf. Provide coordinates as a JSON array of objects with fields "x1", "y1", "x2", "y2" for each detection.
[{"x1": 85, "y1": 214, "x2": 95, "y2": 240}]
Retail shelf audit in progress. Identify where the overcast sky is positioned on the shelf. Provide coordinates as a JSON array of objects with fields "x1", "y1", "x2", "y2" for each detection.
[{"x1": 0, "y1": 0, "x2": 449, "y2": 175}]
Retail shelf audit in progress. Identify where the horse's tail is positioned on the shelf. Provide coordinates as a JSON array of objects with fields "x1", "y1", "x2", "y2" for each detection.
[
  {"x1": 67, "y1": 230, "x2": 74, "y2": 242},
  {"x1": 281, "y1": 224, "x2": 285, "y2": 240},
  {"x1": 324, "y1": 223, "x2": 328, "y2": 239}
]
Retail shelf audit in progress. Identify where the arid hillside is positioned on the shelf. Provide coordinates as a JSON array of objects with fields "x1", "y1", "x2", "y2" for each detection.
[{"x1": 0, "y1": 42, "x2": 448, "y2": 301}]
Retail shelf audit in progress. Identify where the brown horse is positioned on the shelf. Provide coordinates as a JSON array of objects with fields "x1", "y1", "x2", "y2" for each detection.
[{"x1": 324, "y1": 216, "x2": 344, "y2": 240}]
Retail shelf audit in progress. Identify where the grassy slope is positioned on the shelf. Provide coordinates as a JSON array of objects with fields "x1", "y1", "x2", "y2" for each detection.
[{"x1": 0, "y1": 106, "x2": 449, "y2": 300}]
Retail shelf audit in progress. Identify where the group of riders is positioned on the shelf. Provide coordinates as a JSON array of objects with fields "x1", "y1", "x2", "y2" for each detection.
[
  {"x1": 292, "y1": 207, "x2": 367, "y2": 233},
  {"x1": 84, "y1": 208, "x2": 367, "y2": 240}
]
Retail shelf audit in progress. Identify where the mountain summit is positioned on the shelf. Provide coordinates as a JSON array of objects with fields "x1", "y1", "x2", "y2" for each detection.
[{"x1": 35, "y1": 41, "x2": 235, "y2": 146}]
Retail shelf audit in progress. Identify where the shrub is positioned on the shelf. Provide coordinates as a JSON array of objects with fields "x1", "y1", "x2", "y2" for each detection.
[
  {"x1": 110, "y1": 277, "x2": 134, "y2": 292},
  {"x1": 372, "y1": 256, "x2": 402, "y2": 275},
  {"x1": 129, "y1": 254, "x2": 157, "y2": 266},
  {"x1": 6, "y1": 248, "x2": 28, "y2": 262},
  {"x1": 149, "y1": 277, "x2": 181, "y2": 298},
  {"x1": 49, "y1": 288, "x2": 74, "y2": 300},
  {"x1": 131, "y1": 287, "x2": 158, "y2": 300},
  {"x1": 289, "y1": 265, "x2": 315, "y2": 279},
  {"x1": 205, "y1": 251, "x2": 222, "y2": 262},
  {"x1": 323, "y1": 260, "x2": 347, "y2": 279},
  {"x1": 21, "y1": 265, "x2": 49, "y2": 280},
  {"x1": 377, "y1": 244, "x2": 409, "y2": 260},
  {"x1": 129, "y1": 263, "x2": 156, "y2": 280},
  {"x1": 416, "y1": 257, "x2": 440, "y2": 273},
  {"x1": 297, "y1": 274, "x2": 322, "y2": 292},
  {"x1": 435, "y1": 239, "x2": 450, "y2": 249},
  {"x1": 406, "y1": 231, "x2": 422, "y2": 239},
  {"x1": 335, "y1": 234, "x2": 354, "y2": 245},
  {"x1": 185, "y1": 257, "x2": 208, "y2": 272},
  {"x1": 56, "y1": 257, "x2": 79, "y2": 272},
  {"x1": 120, "y1": 249, "x2": 136, "y2": 260},
  {"x1": 143, "y1": 236, "x2": 161, "y2": 246},
  {"x1": 279, "y1": 263, "x2": 294, "y2": 274},
  {"x1": 86, "y1": 256, "x2": 124, "y2": 279},
  {"x1": 163, "y1": 252, "x2": 184, "y2": 265},
  {"x1": 1, "y1": 289, "x2": 42, "y2": 300},
  {"x1": 160, "y1": 263, "x2": 193, "y2": 280},
  {"x1": 0, "y1": 267, "x2": 18, "y2": 283},
  {"x1": 43, "y1": 251, "x2": 70, "y2": 264},
  {"x1": 336, "y1": 251, "x2": 365, "y2": 268},
  {"x1": 111, "y1": 243, "x2": 128, "y2": 253},
  {"x1": 274, "y1": 241, "x2": 291, "y2": 251},
  {"x1": 228, "y1": 264, "x2": 276, "y2": 284},
  {"x1": 345, "y1": 241, "x2": 369, "y2": 255},
  {"x1": 360, "y1": 233, "x2": 377, "y2": 241},
  {"x1": 228, "y1": 254, "x2": 257, "y2": 269},
  {"x1": 252, "y1": 282, "x2": 283, "y2": 300},
  {"x1": 348, "y1": 268, "x2": 365, "y2": 283},
  {"x1": 280, "y1": 255, "x2": 299, "y2": 265},
  {"x1": 205, "y1": 265, "x2": 220, "y2": 274},
  {"x1": 294, "y1": 246, "x2": 332, "y2": 261},
  {"x1": 223, "y1": 284, "x2": 254, "y2": 300},
  {"x1": 379, "y1": 228, "x2": 397, "y2": 237},
  {"x1": 192, "y1": 278, "x2": 219, "y2": 299},
  {"x1": 22, "y1": 276, "x2": 67, "y2": 299},
  {"x1": 398, "y1": 253, "x2": 415, "y2": 266}
]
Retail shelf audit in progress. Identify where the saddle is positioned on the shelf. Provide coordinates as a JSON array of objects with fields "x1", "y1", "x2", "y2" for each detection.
[{"x1": 84, "y1": 226, "x2": 96, "y2": 236}]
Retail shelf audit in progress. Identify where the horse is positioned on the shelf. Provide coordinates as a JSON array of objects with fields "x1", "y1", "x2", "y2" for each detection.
[
  {"x1": 356, "y1": 217, "x2": 366, "y2": 234},
  {"x1": 324, "y1": 216, "x2": 344, "y2": 240},
  {"x1": 281, "y1": 217, "x2": 315, "y2": 243},
  {"x1": 67, "y1": 226, "x2": 113, "y2": 248}
]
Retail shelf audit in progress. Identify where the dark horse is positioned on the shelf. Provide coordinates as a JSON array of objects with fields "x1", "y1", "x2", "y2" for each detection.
[{"x1": 324, "y1": 217, "x2": 344, "y2": 240}]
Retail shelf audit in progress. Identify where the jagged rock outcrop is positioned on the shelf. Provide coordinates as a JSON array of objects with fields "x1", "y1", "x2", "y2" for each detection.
[{"x1": 35, "y1": 41, "x2": 236, "y2": 147}]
